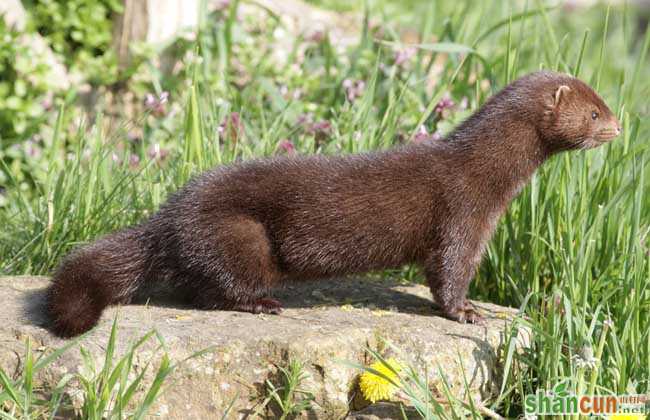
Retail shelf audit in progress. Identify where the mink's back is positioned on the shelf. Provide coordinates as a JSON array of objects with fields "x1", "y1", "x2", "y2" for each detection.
[{"x1": 146, "y1": 144, "x2": 456, "y2": 281}]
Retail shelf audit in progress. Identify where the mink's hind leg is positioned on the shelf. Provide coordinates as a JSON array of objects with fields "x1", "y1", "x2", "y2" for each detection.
[
  {"x1": 185, "y1": 216, "x2": 285, "y2": 314},
  {"x1": 424, "y1": 248, "x2": 485, "y2": 325}
]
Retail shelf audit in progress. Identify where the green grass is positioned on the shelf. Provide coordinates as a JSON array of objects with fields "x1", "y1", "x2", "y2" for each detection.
[
  {"x1": 257, "y1": 359, "x2": 316, "y2": 419},
  {"x1": 1, "y1": 0, "x2": 648, "y2": 417},
  {"x1": 0, "y1": 318, "x2": 196, "y2": 419}
]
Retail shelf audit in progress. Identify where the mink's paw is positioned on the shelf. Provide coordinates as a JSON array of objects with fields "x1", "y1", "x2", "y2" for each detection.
[
  {"x1": 457, "y1": 307, "x2": 485, "y2": 325},
  {"x1": 235, "y1": 297, "x2": 282, "y2": 315},
  {"x1": 255, "y1": 297, "x2": 284, "y2": 314},
  {"x1": 443, "y1": 305, "x2": 485, "y2": 325}
]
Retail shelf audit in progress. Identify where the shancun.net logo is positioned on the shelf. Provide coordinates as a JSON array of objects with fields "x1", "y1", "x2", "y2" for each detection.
[{"x1": 525, "y1": 381, "x2": 649, "y2": 416}]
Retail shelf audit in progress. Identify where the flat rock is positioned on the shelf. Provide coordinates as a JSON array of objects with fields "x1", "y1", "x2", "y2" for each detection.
[{"x1": 0, "y1": 276, "x2": 528, "y2": 419}]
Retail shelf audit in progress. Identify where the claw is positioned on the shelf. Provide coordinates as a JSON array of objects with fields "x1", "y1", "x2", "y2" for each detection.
[
  {"x1": 247, "y1": 297, "x2": 284, "y2": 315},
  {"x1": 443, "y1": 304, "x2": 485, "y2": 325}
]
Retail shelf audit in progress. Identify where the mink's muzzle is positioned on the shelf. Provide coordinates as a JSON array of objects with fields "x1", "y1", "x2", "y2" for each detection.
[
  {"x1": 595, "y1": 117, "x2": 622, "y2": 142},
  {"x1": 596, "y1": 128, "x2": 621, "y2": 141}
]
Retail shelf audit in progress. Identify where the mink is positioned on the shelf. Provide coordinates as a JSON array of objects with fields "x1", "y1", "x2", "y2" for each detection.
[{"x1": 46, "y1": 71, "x2": 621, "y2": 337}]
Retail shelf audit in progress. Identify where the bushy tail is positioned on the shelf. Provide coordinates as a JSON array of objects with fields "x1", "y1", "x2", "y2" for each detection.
[{"x1": 46, "y1": 228, "x2": 148, "y2": 337}]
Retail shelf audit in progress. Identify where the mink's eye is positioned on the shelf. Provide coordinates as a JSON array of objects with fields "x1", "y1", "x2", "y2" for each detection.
[{"x1": 591, "y1": 111, "x2": 599, "y2": 120}]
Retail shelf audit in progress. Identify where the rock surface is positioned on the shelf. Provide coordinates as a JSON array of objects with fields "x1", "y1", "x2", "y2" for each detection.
[{"x1": 0, "y1": 276, "x2": 527, "y2": 419}]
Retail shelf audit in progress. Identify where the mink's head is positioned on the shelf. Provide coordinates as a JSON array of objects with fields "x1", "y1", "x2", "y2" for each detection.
[{"x1": 531, "y1": 71, "x2": 621, "y2": 150}]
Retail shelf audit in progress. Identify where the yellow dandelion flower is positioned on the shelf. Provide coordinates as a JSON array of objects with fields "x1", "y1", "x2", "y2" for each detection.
[{"x1": 359, "y1": 358, "x2": 402, "y2": 403}]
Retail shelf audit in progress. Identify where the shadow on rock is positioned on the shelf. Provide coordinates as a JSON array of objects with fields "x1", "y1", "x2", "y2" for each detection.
[{"x1": 22, "y1": 276, "x2": 441, "y2": 331}]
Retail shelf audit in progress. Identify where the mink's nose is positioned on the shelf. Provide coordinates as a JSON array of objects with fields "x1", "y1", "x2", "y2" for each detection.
[{"x1": 613, "y1": 118, "x2": 622, "y2": 135}]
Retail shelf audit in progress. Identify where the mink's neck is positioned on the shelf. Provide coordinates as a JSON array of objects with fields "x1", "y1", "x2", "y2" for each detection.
[{"x1": 444, "y1": 113, "x2": 550, "y2": 210}]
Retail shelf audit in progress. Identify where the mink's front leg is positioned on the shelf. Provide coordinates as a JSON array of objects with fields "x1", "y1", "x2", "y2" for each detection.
[{"x1": 424, "y1": 244, "x2": 485, "y2": 325}]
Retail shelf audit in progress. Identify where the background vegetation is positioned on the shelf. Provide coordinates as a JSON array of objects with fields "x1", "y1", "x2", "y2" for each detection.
[{"x1": 0, "y1": 0, "x2": 648, "y2": 417}]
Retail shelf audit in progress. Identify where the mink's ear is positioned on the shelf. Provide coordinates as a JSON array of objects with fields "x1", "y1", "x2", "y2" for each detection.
[{"x1": 553, "y1": 85, "x2": 571, "y2": 108}]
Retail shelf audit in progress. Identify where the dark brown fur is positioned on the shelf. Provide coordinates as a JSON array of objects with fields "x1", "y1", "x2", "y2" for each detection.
[{"x1": 46, "y1": 71, "x2": 621, "y2": 337}]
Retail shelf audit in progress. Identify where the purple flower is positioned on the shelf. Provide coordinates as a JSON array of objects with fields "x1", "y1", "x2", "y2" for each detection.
[
  {"x1": 126, "y1": 130, "x2": 142, "y2": 144},
  {"x1": 296, "y1": 114, "x2": 332, "y2": 143},
  {"x1": 394, "y1": 47, "x2": 416, "y2": 67},
  {"x1": 24, "y1": 139, "x2": 40, "y2": 158},
  {"x1": 304, "y1": 119, "x2": 332, "y2": 146},
  {"x1": 296, "y1": 113, "x2": 314, "y2": 127},
  {"x1": 413, "y1": 125, "x2": 442, "y2": 144},
  {"x1": 144, "y1": 91, "x2": 169, "y2": 116},
  {"x1": 307, "y1": 30, "x2": 325, "y2": 43},
  {"x1": 343, "y1": 79, "x2": 365, "y2": 102},
  {"x1": 434, "y1": 95, "x2": 455, "y2": 116},
  {"x1": 147, "y1": 144, "x2": 170, "y2": 162},
  {"x1": 277, "y1": 139, "x2": 296, "y2": 156},
  {"x1": 309, "y1": 120, "x2": 332, "y2": 136},
  {"x1": 143, "y1": 95, "x2": 155, "y2": 108},
  {"x1": 129, "y1": 154, "x2": 141, "y2": 168}
]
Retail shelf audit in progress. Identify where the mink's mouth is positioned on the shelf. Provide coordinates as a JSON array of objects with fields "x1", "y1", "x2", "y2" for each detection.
[
  {"x1": 588, "y1": 137, "x2": 614, "y2": 147},
  {"x1": 595, "y1": 127, "x2": 622, "y2": 142},
  {"x1": 577, "y1": 134, "x2": 617, "y2": 150}
]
